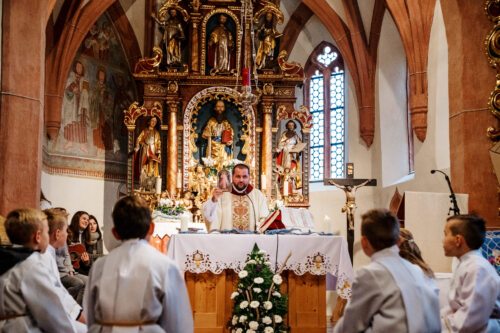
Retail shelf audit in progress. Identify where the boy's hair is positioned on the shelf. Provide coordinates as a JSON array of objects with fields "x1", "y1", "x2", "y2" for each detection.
[
  {"x1": 446, "y1": 214, "x2": 486, "y2": 250},
  {"x1": 361, "y1": 209, "x2": 400, "y2": 251},
  {"x1": 44, "y1": 209, "x2": 68, "y2": 234},
  {"x1": 112, "y1": 196, "x2": 151, "y2": 239},
  {"x1": 5, "y1": 209, "x2": 46, "y2": 246}
]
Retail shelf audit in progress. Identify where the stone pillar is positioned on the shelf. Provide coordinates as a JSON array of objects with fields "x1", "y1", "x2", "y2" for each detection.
[
  {"x1": 166, "y1": 96, "x2": 179, "y2": 197},
  {"x1": 442, "y1": 0, "x2": 499, "y2": 226},
  {"x1": 261, "y1": 100, "x2": 273, "y2": 198},
  {"x1": 0, "y1": 0, "x2": 47, "y2": 214}
]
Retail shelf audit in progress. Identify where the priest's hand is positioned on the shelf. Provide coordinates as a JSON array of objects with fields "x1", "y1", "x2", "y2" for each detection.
[{"x1": 211, "y1": 188, "x2": 224, "y2": 202}]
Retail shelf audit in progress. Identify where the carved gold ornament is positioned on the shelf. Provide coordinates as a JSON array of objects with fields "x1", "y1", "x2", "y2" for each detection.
[{"x1": 485, "y1": 0, "x2": 500, "y2": 141}]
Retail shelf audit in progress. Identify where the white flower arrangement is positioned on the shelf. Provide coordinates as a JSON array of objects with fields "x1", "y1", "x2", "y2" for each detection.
[
  {"x1": 249, "y1": 301, "x2": 260, "y2": 308},
  {"x1": 232, "y1": 315, "x2": 238, "y2": 326},
  {"x1": 253, "y1": 277, "x2": 264, "y2": 284},
  {"x1": 201, "y1": 157, "x2": 216, "y2": 167},
  {"x1": 249, "y1": 321, "x2": 259, "y2": 330},
  {"x1": 263, "y1": 301, "x2": 273, "y2": 310},
  {"x1": 228, "y1": 244, "x2": 289, "y2": 332}
]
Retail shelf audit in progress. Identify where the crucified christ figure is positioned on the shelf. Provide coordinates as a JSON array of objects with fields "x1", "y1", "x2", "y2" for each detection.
[{"x1": 328, "y1": 179, "x2": 371, "y2": 230}]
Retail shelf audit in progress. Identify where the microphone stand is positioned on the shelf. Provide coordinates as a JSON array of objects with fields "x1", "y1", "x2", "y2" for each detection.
[{"x1": 431, "y1": 170, "x2": 460, "y2": 216}]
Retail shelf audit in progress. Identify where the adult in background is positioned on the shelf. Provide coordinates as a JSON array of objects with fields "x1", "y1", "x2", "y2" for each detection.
[{"x1": 203, "y1": 164, "x2": 268, "y2": 231}]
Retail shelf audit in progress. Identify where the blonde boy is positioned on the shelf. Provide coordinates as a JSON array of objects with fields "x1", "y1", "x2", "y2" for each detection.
[{"x1": 0, "y1": 208, "x2": 79, "y2": 332}]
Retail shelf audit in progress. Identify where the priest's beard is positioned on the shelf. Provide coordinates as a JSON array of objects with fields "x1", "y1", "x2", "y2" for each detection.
[{"x1": 233, "y1": 182, "x2": 248, "y2": 193}]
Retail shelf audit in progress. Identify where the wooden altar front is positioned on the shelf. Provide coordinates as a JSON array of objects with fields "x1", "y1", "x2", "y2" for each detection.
[
  {"x1": 186, "y1": 271, "x2": 326, "y2": 333},
  {"x1": 166, "y1": 233, "x2": 354, "y2": 333}
]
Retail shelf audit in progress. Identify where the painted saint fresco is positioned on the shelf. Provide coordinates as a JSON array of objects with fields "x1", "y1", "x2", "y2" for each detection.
[{"x1": 47, "y1": 13, "x2": 137, "y2": 178}]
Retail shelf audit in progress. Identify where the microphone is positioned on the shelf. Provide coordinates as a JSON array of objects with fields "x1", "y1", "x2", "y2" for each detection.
[{"x1": 430, "y1": 169, "x2": 460, "y2": 216}]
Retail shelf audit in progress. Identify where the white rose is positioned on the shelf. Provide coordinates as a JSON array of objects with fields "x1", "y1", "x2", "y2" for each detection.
[
  {"x1": 232, "y1": 315, "x2": 238, "y2": 325},
  {"x1": 272, "y1": 274, "x2": 283, "y2": 285},
  {"x1": 253, "y1": 287, "x2": 262, "y2": 293},
  {"x1": 246, "y1": 259, "x2": 256, "y2": 265},
  {"x1": 239, "y1": 300, "x2": 249, "y2": 309},
  {"x1": 246, "y1": 330, "x2": 255, "y2": 333},
  {"x1": 250, "y1": 300, "x2": 260, "y2": 308},
  {"x1": 238, "y1": 270, "x2": 248, "y2": 278},
  {"x1": 264, "y1": 327, "x2": 274, "y2": 333},
  {"x1": 264, "y1": 261, "x2": 271, "y2": 266},
  {"x1": 249, "y1": 321, "x2": 259, "y2": 330},
  {"x1": 239, "y1": 315, "x2": 247, "y2": 323},
  {"x1": 231, "y1": 291, "x2": 239, "y2": 299},
  {"x1": 254, "y1": 277, "x2": 264, "y2": 284},
  {"x1": 262, "y1": 316, "x2": 272, "y2": 325},
  {"x1": 272, "y1": 291, "x2": 281, "y2": 298},
  {"x1": 258, "y1": 249, "x2": 267, "y2": 255},
  {"x1": 236, "y1": 329, "x2": 243, "y2": 333},
  {"x1": 274, "y1": 315, "x2": 283, "y2": 323},
  {"x1": 263, "y1": 301, "x2": 273, "y2": 310}
]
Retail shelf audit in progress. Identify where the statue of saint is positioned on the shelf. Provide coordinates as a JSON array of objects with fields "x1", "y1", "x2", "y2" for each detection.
[
  {"x1": 275, "y1": 120, "x2": 303, "y2": 190},
  {"x1": 255, "y1": 12, "x2": 282, "y2": 69},
  {"x1": 208, "y1": 14, "x2": 234, "y2": 73},
  {"x1": 152, "y1": 8, "x2": 185, "y2": 66},
  {"x1": 202, "y1": 100, "x2": 234, "y2": 170},
  {"x1": 134, "y1": 116, "x2": 161, "y2": 188}
]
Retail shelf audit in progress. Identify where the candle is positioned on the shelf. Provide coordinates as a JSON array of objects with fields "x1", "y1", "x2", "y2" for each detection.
[
  {"x1": 180, "y1": 212, "x2": 190, "y2": 232},
  {"x1": 283, "y1": 180, "x2": 289, "y2": 196},
  {"x1": 155, "y1": 177, "x2": 162, "y2": 194},
  {"x1": 242, "y1": 67, "x2": 250, "y2": 86},
  {"x1": 176, "y1": 173, "x2": 182, "y2": 189},
  {"x1": 261, "y1": 173, "x2": 267, "y2": 191}
]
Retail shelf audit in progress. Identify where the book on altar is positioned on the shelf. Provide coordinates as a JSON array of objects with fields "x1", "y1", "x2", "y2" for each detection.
[
  {"x1": 221, "y1": 129, "x2": 233, "y2": 144},
  {"x1": 259, "y1": 210, "x2": 286, "y2": 233},
  {"x1": 289, "y1": 142, "x2": 307, "y2": 153}
]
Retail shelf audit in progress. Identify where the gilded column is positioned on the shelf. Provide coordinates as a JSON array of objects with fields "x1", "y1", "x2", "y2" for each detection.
[
  {"x1": 190, "y1": 13, "x2": 201, "y2": 73},
  {"x1": 166, "y1": 98, "x2": 179, "y2": 197},
  {"x1": 261, "y1": 100, "x2": 273, "y2": 198}
]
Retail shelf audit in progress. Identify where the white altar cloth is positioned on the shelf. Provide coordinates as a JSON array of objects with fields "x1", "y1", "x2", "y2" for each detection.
[{"x1": 166, "y1": 233, "x2": 354, "y2": 299}]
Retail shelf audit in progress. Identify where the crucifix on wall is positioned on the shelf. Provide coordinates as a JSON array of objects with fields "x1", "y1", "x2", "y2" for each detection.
[{"x1": 324, "y1": 163, "x2": 377, "y2": 263}]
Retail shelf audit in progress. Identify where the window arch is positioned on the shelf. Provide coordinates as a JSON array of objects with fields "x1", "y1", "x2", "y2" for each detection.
[{"x1": 305, "y1": 42, "x2": 345, "y2": 182}]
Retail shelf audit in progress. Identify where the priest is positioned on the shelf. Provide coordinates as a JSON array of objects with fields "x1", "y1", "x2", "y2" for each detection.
[{"x1": 203, "y1": 164, "x2": 269, "y2": 231}]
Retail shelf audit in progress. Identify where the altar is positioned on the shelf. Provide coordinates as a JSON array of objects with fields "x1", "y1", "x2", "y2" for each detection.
[{"x1": 167, "y1": 233, "x2": 353, "y2": 333}]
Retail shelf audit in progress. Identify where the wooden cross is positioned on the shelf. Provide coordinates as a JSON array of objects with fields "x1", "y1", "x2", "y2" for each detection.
[{"x1": 324, "y1": 171, "x2": 377, "y2": 263}]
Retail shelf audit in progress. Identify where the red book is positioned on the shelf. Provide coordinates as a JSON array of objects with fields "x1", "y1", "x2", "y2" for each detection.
[
  {"x1": 259, "y1": 210, "x2": 286, "y2": 233},
  {"x1": 221, "y1": 129, "x2": 233, "y2": 144}
]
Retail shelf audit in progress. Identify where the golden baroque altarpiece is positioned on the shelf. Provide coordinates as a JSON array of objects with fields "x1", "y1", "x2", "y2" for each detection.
[{"x1": 124, "y1": 0, "x2": 311, "y2": 215}]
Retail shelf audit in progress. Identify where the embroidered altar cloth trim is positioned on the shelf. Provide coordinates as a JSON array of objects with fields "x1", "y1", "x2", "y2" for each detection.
[{"x1": 166, "y1": 233, "x2": 354, "y2": 299}]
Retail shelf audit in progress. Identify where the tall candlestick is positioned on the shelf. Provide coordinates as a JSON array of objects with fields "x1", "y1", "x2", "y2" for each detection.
[
  {"x1": 283, "y1": 180, "x2": 289, "y2": 196},
  {"x1": 176, "y1": 173, "x2": 182, "y2": 189},
  {"x1": 261, "y1": 173, "x2": 267, "y2": 191},
  {"x1": 155, "y1": 177, "x2": 162, "y2": 194},
  {"x1": 242, "y1": 67, "x2": 250, "y2": 86}
]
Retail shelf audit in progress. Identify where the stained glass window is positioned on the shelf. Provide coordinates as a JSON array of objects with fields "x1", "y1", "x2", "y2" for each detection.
[{"x1": 305, "y1": 43, "x2": 345, "y2": 182}]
